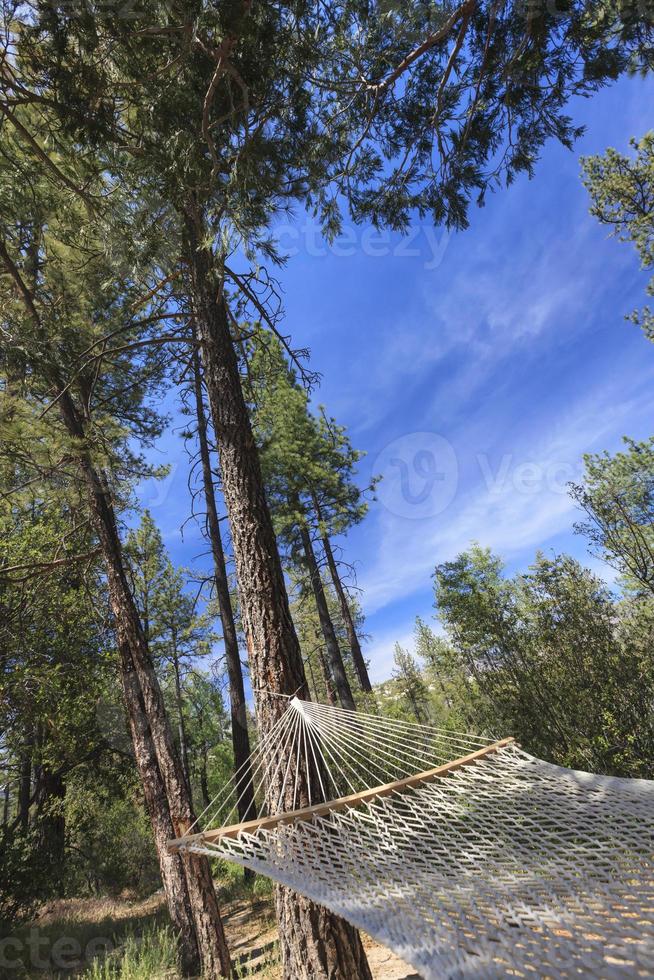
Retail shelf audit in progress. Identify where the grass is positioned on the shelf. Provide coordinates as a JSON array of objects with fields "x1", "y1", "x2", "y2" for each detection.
[
  {"x1": 1, "y1": 899, "x2": 169, "y2": 979},
  {"x1": 80, "y1": 923, "x2": 178, "y2": 979},
  {"x1": 214, "y1": 863, "x2": 274, "y2": 905},
  {"x1": 2, "y1": 875, "x2": 280, "y2": 979}
]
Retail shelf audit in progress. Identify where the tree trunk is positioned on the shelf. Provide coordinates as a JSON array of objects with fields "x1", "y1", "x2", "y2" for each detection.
[
  {"x1": 276, "y1": 887, "x2": 375, "y2": 980},
  {"x1": 317, "y1": 644, "x2": 339, "y2": 707},
  {"x1": 17, "y1": 734, "x2": 31, "y2": 832},
  {"x1": 315, "y1": 516, "x2": 372, "y2": 692},
  {"x1": 191, "y1": 335, "x2": 257, "y2": 827},
  {"x1": 33, "y1": 764, "x2": 66, "y2": 893},
  {"x1": 184, "y1": 202, "x2": 372, "y2": 980},
  {"x1": 299, "y1": 522, "x2": 356, "y2": 711},
  {"x1": 55, "y1": 386, "x2": 231, "y2": 978},
  {"x1": 2, "y1": 781, "x2": 9, "y2": 830},
  {"x1": 171, "y1": 643, "x2": 192, "y2": 803},
  {"x1": 119, "y1": 644, "x2": 201, "y2": 977}
]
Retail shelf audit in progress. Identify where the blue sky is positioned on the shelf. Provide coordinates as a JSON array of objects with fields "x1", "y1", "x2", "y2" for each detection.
[{"x1": 141, "y1": 73, "x2": 654, "y2": 685}]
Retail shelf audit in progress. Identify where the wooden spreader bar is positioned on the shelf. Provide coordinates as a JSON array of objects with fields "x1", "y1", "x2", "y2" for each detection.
[{"x1": 167, "y1": 736, "x2": 514, "y2": 853}]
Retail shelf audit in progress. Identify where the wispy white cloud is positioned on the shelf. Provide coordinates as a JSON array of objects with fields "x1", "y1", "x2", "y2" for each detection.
[
  {"x1": 359, "y1": 377, "x2": 654, "y2": 617},
  {"x1": 338, "y1": 204, "x2": 627, "y2": 440}
]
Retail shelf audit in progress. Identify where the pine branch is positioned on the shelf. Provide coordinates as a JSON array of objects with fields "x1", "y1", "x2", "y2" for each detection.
[
  {"x1": 363, "y1": 0, "x2": 476, "y2": 95},
  {"x1": 0, "y1": 549, "x2": 101, "y2": 583},
  {"x1": 0, "y1": 104, "x2": 96, "y2": 207}
]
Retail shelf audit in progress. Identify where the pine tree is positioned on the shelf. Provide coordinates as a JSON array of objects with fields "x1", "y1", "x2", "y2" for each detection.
[
  {"x1": 0, "y1": 120, "x2": 230, "y2": 974},
  {"x1": 8, "y1": 5, "x2": 652, "y2": 973},
  {"x1": 310, "y1": 410, "x2": 376, "y2": 693},
  {"x1": 185, "y1": 336, "x2": 257, "y2": 828},
  {"x1": 126, "y1": 516, "x2": 218, "y2": 803},
  {"x1": 183, "y1": 672, "x2": 229, "y2": 812},
  {"x1": 125, "y1": 512, "x2": 167, "y2": 647},
  {"x1": 392, "y1": 644, "x2": 430, "y2": 722},
  {"x1": 247, "y1": 336, "x2": 357, "y2": 709},
  {"x1": 582, "y1": 132, "x2": 654, "y2": 341}
]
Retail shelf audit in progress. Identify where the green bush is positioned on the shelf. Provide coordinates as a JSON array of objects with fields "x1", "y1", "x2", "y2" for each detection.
[{"x1": 65, "y1": 775, "x2": 160, "y2": 897}]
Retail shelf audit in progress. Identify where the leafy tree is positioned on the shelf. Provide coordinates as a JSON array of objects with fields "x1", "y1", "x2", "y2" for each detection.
[
  {"x1": 414, "y1": 617, "x2": 477, "y2": 729},
  {"x1": 571, "y1": 438, "x2": 654, "y2": 597},
  {"x1": 126, "y1": 513, "x2": 218, "y2": 798},
  {"x1": 0, "y1": 109, "x2": 229, "y2": 974},
  {"x1": 0, "y1": 513, "x2": 131, "y2": 916},
  {"x1": 582, "y1": 131, "x2": 654, "y2": 340},
  {"x1": 64, "y1": 767, "x2": 161, "y2": 899},
  {"x1": 182, "y1": 672, "x2": 230, "y2": 812},
  {"x1": 6, "y1": 6, "x2": 653, "y2": 973},
  {"x1": 392, "y1": 643, "x2": 430, "y2": 722},
  {"x1": 248, "y1": 336, "x2": 358, "y2": 709},
  {"x1": 434, "y1": 547, "x2": 654, "y2": 774},
  {"x1": 125, "y1": 512, "x2": 167, "y2": 647}
]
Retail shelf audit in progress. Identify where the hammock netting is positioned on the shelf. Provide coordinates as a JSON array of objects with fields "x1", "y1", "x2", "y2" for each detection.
[{"x1": 170, "y1": 698, "x2": 654, "y2": 978}]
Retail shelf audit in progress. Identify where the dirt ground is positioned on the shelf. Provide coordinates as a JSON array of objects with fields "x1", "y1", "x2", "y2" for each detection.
[
  {"x1": 32, "y1": 890, "x2": 421, "y2": 978},
  {"x1": 223, "y1": 896, "x2": 420, "y2": 978}
]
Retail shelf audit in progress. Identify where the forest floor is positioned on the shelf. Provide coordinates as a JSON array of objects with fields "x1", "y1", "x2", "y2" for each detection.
[
  {"x1": 223, "y1": 894, "x2": 419, "y2": 979},
  {"x1": 12, "y1": 886, "x2": 420, "y2": 978}
]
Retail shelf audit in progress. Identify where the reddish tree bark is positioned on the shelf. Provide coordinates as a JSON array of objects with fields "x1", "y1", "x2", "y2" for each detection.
[
  {"x1": 56, "y1": 387, "x2": 232, "y2": 979},
  {"x1": 310, "y1": 492, "x2": 372, "y2": 693},
  {"x1": 299, "y1": 522, "x2": 356, "y2": 711},
  {"x1": 191, "y1": 337, "x2": 257, "y2": 827},
  {"x1": 184, "y1": 202, "x2": 372, "y2": 980}
]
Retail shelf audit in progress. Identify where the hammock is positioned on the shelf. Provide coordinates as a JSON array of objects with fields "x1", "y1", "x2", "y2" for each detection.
[{"x1": 169, "y1": 698, "x2": 654, "y2": 978}]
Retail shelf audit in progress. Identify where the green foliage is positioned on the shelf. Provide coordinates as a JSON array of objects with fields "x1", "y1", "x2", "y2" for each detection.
[
  {"x1": 391, "y1": 644, "x2": 429, "y2": 722},
  {"x1": 125, "y1": 511, "x2": 229, "y2": 807},
  {"x1": 0, "y1": 825, "x2": 42, "y2": 923},
  {"x1": 571, "y1": 437, "x2": 654, "y2": 596},
  {"x1": 413, "y1": 618, "x2": 479, "y2": 730},
  {"x1": 245, "y1": 331, "x2": 370, "y2": 623},
  {"x1": 126, "y1": 512, "x2": 216, "y2": 665},
  {"x1": 182, "y1": 672, "x2": 230, "y2": 810},
  {"x1": 434, "y1": 547, "x2": 654, "y2": 775},
  {"x1": 582, "y1": 131, "x2": 654, "y2": 339},
  {"x1": 81, "y1": 922, "x2": 179, "y2": 980},
  {"x1": 64, "y1": 771, "x2": 160, "y2": 898},
  {"x1": 0, "y1": 511, "x2": 128, "y2": 916},
  {"x1": 289, "y1": 581, "x2": 362, "y2": 701},
  {"x1": 124, "y1": 513, "x2": 167, "y2": 645},
  {"x1": 247, "y1": 333, "x2": 368, "y2": 545},
  {"x1": 0, "y1": 549, "x2": 155, "y2": 912},
  {"x1": 15, "y1": 0, "x2": 654, "y2": 242}
]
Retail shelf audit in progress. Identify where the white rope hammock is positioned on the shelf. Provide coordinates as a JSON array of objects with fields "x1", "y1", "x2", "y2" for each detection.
[{"x1": 169, "y1": 698, "x2": 654, "y2": 978}]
